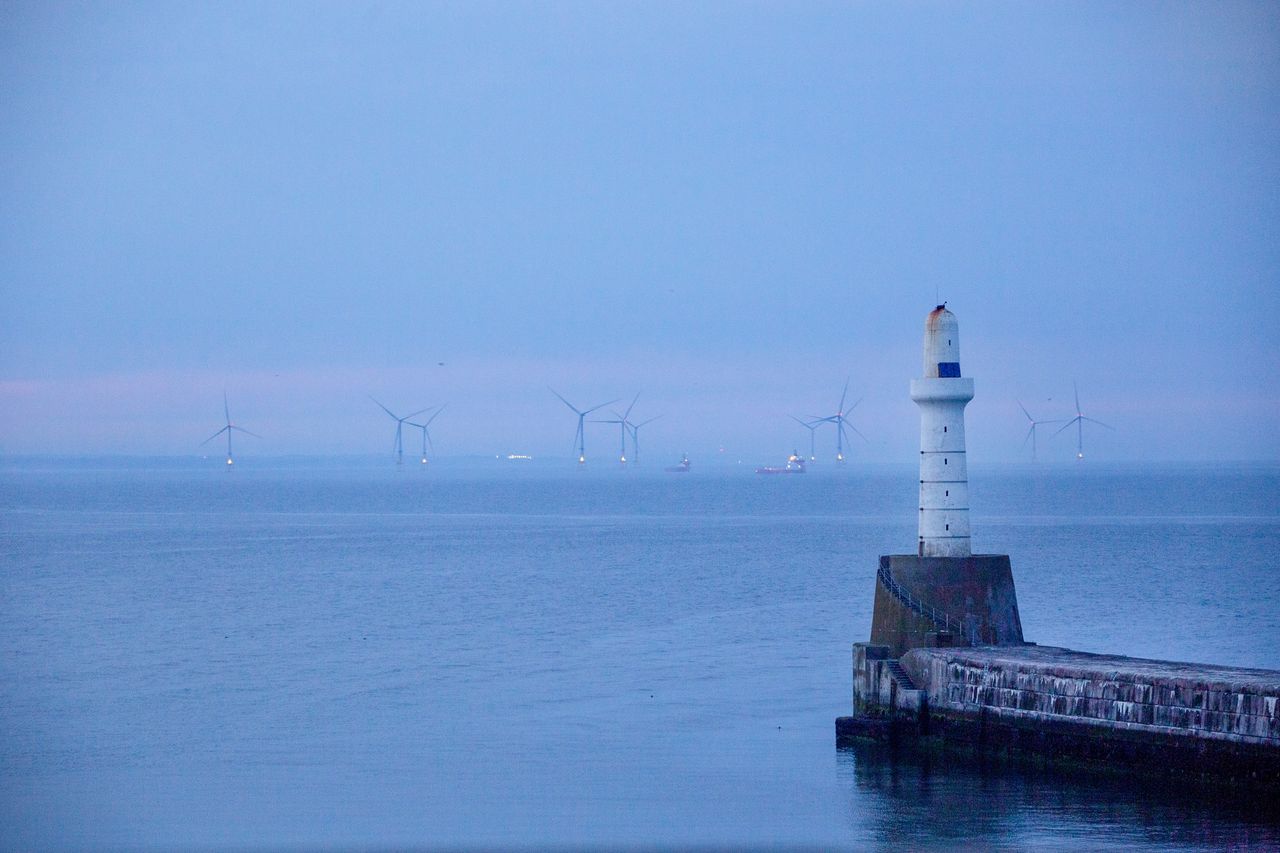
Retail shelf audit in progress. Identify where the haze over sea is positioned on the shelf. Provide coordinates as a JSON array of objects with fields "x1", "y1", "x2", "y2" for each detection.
[{"x1": 1, "y1": 459, "x2": 1277, "y2": 850}]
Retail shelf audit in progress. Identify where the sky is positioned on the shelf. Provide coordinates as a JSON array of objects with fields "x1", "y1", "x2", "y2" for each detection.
[{"x1": 1, "y1": 1, "x2": 1277, "y2": 463}]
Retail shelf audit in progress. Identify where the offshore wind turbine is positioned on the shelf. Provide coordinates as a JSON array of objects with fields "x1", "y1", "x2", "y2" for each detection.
[
  {"x1": 1053, "y1": 382, "x2": 1113, "y2": 460},
  {"x1": 790, "y1": 415, "x2": 820, "y2": 462},
  {"x1": 201, "y1": 393, "x2": 260, "y2": 468},
  {"x1": 370, "y1": 396, "x2": 431, "y2": 466},
  {"x1": 594, "y1": 394, "x2": 640, "y2": 464},
  {"x1": 626, "y1": 415, "x2": 662, "y2": 466},
  {"x1": 407, "y1": 404, "x2": 447, "y2": 465},
  {"x1": 550, "y1": 388, "x2": 618, "y2": 464},
  {"x1": 813, "y1": 379, "x2": 866, "y2": 462},
  {"x1": 1017, "y1": 400, "x2": 1064, "y2": 462}
]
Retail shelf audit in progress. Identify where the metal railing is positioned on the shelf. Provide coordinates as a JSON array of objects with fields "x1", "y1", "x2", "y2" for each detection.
[{"x1": 877, "y1": 563, "x2": 980, "y2": 645}]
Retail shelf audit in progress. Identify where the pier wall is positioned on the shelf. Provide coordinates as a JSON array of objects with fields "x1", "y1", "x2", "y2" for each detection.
[
  {"x1": 903, "y1": 646, "x2": 1279, "y2": 744},
  {"x1": 840, "y1": 643, "x2": 1280, "y2": 788}
]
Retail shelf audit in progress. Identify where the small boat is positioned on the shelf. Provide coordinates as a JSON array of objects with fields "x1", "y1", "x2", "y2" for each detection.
[
  {"x1": 756, "y1": 452, "x2": 806, "y2": 474},
  {"x1": 665, "y1": 453, "x2": 691, "y2": 473}
]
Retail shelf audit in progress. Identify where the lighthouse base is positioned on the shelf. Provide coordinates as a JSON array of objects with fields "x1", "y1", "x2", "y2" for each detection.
[{"x1": 870, "y1": 554, "x2": 1024, "y2": 658}]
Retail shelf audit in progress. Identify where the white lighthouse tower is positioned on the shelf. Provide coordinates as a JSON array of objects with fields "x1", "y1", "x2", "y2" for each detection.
[{"x1": 909, "y1": 305, "x2": 974, "y2": 557}]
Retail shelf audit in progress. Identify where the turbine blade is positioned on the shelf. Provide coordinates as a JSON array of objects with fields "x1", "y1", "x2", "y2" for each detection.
[
  {"x1": 1022, "y1": 424, "x2": 1035, "y2": 447},
  {"x1": 1082, "y1": 416, "x2": 1114, "y2": 430},
  {"x1": 223, "y1": 392, "x2": 230, "y2": 425},
  {"x1": 1074, "y1": 382, "x2": 1081, "y2": 414},
  {"x1": 1017, "y1": 399, "x2": 1033, "y2": 422},
  {"x1": 636, "y1": 415, "x2": 662, "y2": 428},
  {"x1": 623, "y1": 392, "x2": 640, "y2": 420},
  {"x1": 1052, "y1": 417, "x2": 1079, "y2": 437},
  {"x1": 230, "y1": 426, "x2": 262, "y2": 439},
  {"x1": 849, "y1": 424, "x2": 869, "y2": 442},
  {"x1": 200, "y1": 426, "x2": 229, "y2": 446},
  {"x1": 848, "y1": 396, "x2": 863, "y2": 413},
  {"x1": 839, "y1": 378, "x2": 849, "y2": 413},
  {"x1": 424, "y1": 403, "x2": 447, "y2": 426},
  {"x1": 583, "y1": 399, "x2": 619, "y2": 415},
  {"x1": 369, "y1": 395, "x2": 398, "y2": 419},
  {"x1": 549, "y1": 387, "x2": 582, "y2": 415},
  {"x1": 402, "y1": 406, "x2": 432, "y2": 422}
]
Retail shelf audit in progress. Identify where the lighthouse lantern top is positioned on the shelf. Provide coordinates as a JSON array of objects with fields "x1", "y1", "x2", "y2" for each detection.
[{"x1": 923, "y1": 304, "x2": 962, "y2": 379}]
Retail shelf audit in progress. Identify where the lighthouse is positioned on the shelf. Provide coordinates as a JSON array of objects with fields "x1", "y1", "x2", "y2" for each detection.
[
  {"x1": 910, "y1": 304, "x2": 974, "y2": 558},
  {"x1": 864, "y1": 303, "x2": 1023, "y2": 657}
]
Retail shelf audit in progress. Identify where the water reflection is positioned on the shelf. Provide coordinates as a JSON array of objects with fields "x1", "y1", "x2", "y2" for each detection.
[{"x1": 838, "y1": 742, "x2": 1280, "y2": 851}]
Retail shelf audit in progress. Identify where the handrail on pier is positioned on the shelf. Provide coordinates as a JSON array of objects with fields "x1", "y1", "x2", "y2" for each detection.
[{"x1": 876, "y1": 563, "x2": 981, "y2": 646}]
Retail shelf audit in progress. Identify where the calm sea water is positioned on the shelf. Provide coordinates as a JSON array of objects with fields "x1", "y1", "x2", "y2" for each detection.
[{"x1": 1, "y1": 460, "x2": 1277, "y2": 850}]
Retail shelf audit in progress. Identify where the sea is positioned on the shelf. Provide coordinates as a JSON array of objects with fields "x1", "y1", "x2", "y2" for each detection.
[{"x1": 1, "y1": 458, "x2": 1277, "y2": 851}]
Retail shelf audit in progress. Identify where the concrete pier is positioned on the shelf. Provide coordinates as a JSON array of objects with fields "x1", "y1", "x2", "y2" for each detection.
[{"x1": 838, "y1": 643, "x2": 1280, "y2": 790}]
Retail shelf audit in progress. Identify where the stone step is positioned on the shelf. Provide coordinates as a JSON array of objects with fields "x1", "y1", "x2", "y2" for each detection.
[{"x1": 886, "y1": 659, "x2": 917, "y2": 691}]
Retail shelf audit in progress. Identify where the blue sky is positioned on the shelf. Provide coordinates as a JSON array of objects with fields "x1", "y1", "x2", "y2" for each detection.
[{"x1": 1, "y1": 2, "x2": 1277, "y2": 461}]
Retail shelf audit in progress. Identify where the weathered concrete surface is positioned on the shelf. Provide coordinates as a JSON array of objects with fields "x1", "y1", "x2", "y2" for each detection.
[
  {"x1": 904, "y1": 645, "x2": 1280, "y2": 743},
  {"x1": 870, "y1": 554, "x2": 1024, "y2": 657},
  {"x1": 852, "y1": 642, "x2": 922, "y2": 717},
  {"x1": 840, "y1": 643, "x2": 1280, "y2": 789}
]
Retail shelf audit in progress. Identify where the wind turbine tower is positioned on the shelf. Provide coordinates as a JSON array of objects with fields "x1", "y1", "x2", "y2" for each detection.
[
  {"x1": 1017, "y1": 400, "x2": 1063, "y2": 462},
  {"x1": 790, "y1": 415, "x2": 820, "y2": 462},
  {"x1": 408, "y1": 404, "x2": 447, "y2": 465},
  {"x1": 1054, "y1": 383, "x2": 1113, "y2": 460},
  {"x1": 201, "y1": 393, "x2": 260, "y2": 467},
  {"x1": 815, "y1": 380, "x2": 865, "y2": 462},
  {"x1": 595, "y1": 394, "x2": 640, "y2": 464},
  {"x1": 370, "y1": 397, "x2": 431, "y2": 466},
  {"x1": 551, "y1": 389, "x2": 618, "y2": 464},
  {"x1": 627, "y1": 415, "x2": 662, "y2": 466}
]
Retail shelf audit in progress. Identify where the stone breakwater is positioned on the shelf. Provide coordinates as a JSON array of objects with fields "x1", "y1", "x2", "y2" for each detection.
[
  {"x1": 838, "y1": 644, "x2": 1280, "y2": 789},
  {"x1": 913, "y1": 646, "x2": 1279, "y2": 743}
]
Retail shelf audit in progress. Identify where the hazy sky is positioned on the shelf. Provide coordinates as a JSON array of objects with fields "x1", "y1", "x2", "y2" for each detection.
[{"x1": 2, "y1": 2, "x2": 1277, "y2": 462}]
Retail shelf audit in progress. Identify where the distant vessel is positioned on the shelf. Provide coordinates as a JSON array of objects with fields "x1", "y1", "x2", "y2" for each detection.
[
  {"x1": 664, "y1": 453, "x2": 691, "y2": 473},
  {"x1": 756, "y1": 452, "x2": 806, "y2": 474},
  {"x1": 506, "y1": 454, "x2": 533, "y2": 461}
]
